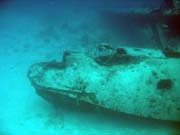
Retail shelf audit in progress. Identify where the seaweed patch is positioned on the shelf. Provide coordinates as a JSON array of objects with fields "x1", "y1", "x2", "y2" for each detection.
[{"x1": 157, "y1": 79, "x2": 173, "y2": 90}]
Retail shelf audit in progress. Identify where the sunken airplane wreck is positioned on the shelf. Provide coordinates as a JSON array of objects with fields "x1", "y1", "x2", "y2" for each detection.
[
  {"x1": 102, "y1": 0, "x2": 180, "y2": 49},
  {"x1": 28, "y1": 1, "x2": 180, "y2": 122},
  {"x1": 28, "y1": 45, "x2": 180, "y2": 122}
]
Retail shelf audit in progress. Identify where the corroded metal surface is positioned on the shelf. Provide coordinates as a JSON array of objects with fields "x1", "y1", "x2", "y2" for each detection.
[{"x1": 28, "y1": 47, "x2": 180, "y2": 122}]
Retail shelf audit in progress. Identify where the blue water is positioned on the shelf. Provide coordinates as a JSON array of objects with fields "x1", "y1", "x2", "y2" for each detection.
[{"x1": 0, "y1": 0, "x2": 179, "y2": 135}]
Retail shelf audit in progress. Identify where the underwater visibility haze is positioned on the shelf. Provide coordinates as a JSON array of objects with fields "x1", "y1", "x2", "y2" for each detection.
[{"x1": 0, "y1": 0, "x2": 180, "y2": 135}]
